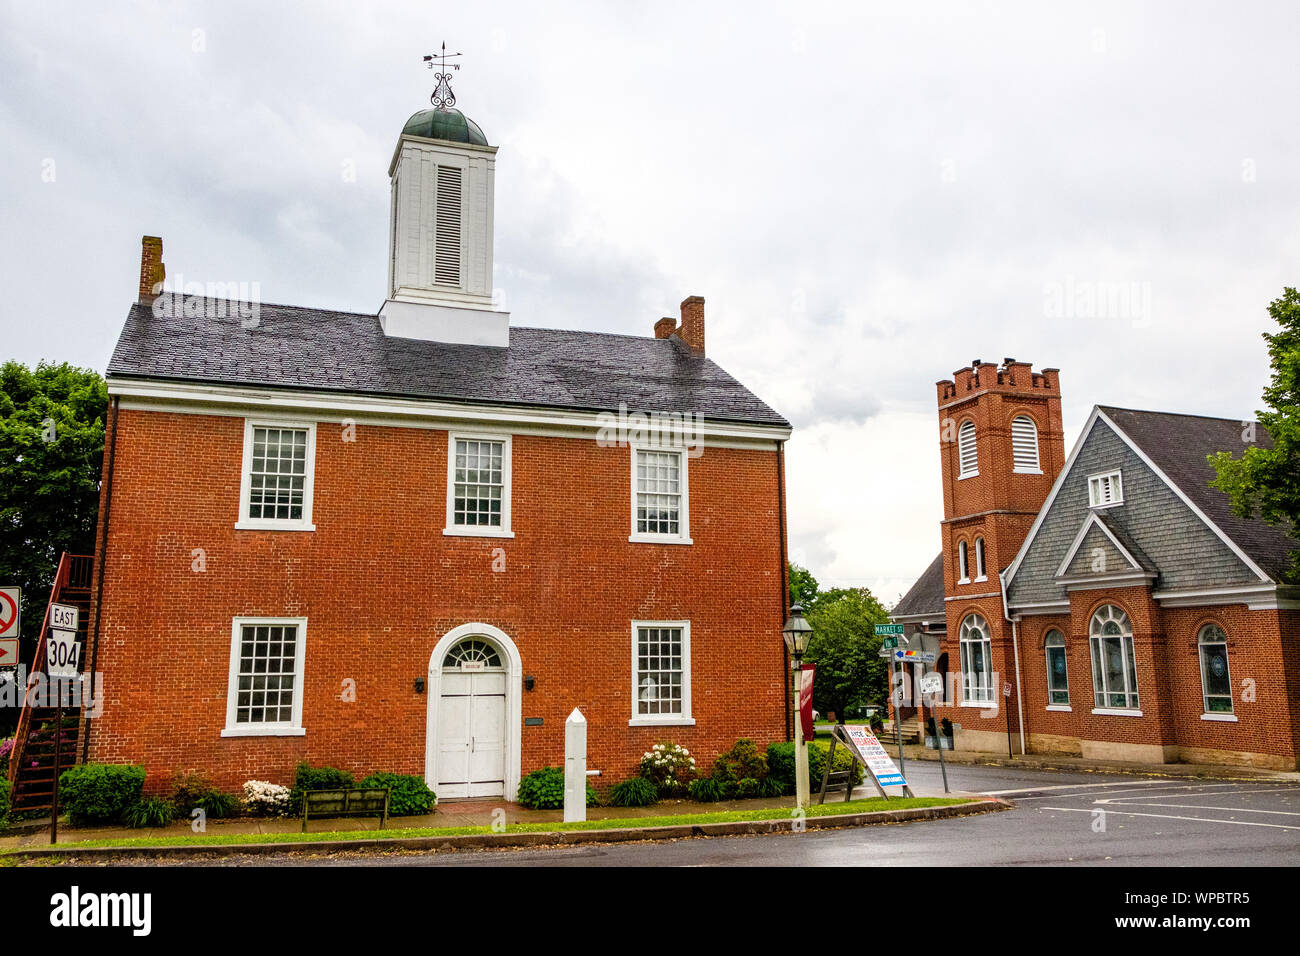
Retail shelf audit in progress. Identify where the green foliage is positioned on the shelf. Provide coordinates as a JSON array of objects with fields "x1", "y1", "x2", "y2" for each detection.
[
  {"x1": 687, "y1": 777, "x2": 724, "y2": 802},
  {"x1": 0, "y1": 362, "x2": 108, "y2": 735},
  {"x1": 123, "y1": 796, "x2": 175, "y2": 829},
  {"x1": 637, "y1": 742, "x2": 697, "y2": 796},
  {"x1": 0, "y1": 776, "x2": 10, "y2": 829},
  {"x1": 516, "y1": 767, "x2": 599, "y2": 810},
  {"x1": 1210, "y1": 287, "x2": 1300, "y2": 582},
  {"x1": 788, "y1": 562, "x2": 820, "y2": 608},
  {"x1": 289, "y1": 763, "x2": 354, "y2": 812},
  {"x1": 804, "y1": 587, "x2": 891, "y2": 720},
  {"x1": 609, "y1": 777, "x2": 659, "y2": 807},
  {"x1": 57, "y1": 763, "x2": 145, "y2": 825},
  {"x1": 766, "y1": 741, "x2": 864, "y2": 796},
  {"x1": 735, "y1": 777, "x2": 761, "y2": 798},
  {"x1": 169, "y1": 772, "x2": 238, "y2": 819},
  {"x1": 711, "y1": 738, "x2": 768, "y2": 786},
  {"x1": 358, "y1": 772, "x2": 437, "y2": 816}
]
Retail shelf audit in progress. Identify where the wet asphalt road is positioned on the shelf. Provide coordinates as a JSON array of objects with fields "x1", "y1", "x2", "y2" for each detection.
[{"x1": 205, "y1": 762, "x2": 1300, "y2": 867}]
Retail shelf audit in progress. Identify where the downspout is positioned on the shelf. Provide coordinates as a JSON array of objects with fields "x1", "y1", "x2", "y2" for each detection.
[
  {"x1": 1001, "y1": 569, "x2": 1026, "y2": 756},
  {"x1": 777, "y1": 439, "x2": 791, "y2": 742},
  {"x1": 82, "y1": 395, "x2": 119, "y2": 763}
]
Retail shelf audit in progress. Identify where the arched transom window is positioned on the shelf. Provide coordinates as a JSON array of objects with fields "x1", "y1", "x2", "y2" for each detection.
[
  {"x1": 443, "y1": 638, "x2": 503, "y2": 670},
  {"x1": 1044, "y1": 629, "x2": 1068, "y2": 705},
  {"x1": 959, "y1": 613, "x2": 992, "y2": 703},
  {"x1": 1198, "y1": 624, "x2": 1233, "y2": 714},
  {"x1": 1088, "y1": 605, "x2": 1138, "y2": 710}
]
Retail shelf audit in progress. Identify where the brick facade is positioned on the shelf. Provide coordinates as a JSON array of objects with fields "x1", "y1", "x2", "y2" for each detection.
[{"x1": 85, "y1": 407, "x2": 788, "y2": 794}]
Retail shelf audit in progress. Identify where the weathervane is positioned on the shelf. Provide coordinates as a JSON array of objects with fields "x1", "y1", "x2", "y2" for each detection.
[{"x1": 423, "y1": 43, "x2": 462, "y2": 111}]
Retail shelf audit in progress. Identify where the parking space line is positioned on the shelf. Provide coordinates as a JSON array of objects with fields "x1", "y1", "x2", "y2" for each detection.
[
  {"x1": 1092, "y1": 800, "x2": 1300, "y2": 816},
  {"x1": 979, "y1": 781, "x2": 1170, "y2": 797},
  {"x1": 1039, "y1": 806, "x2": 1300, "y2": 831}
]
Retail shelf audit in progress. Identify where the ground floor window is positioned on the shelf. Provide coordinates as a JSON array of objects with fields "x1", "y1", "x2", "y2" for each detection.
[
  {"x1": 959, "y1": 613, "x2": 992, "y2": 703},
  {"x1": 631, "y1": 621, "x2": 691, "y2": 724},
  {"x1": 1089, "y1": 604, "x2": 1138, "y2": 710},
  {"x1": 224, "y1": 617, "x2": 307, "y2": 735},
  {"x1": 1198, "y1": 624, "x2": 1233, "y2": 714},
  {"x1": 1044, "y1": 629, "x2": 1069, "y2": 705}
]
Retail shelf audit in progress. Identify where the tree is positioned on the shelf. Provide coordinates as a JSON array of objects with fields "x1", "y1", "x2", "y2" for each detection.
[
  {"x1": 0, "y1": 361, "x2": 107, "y2": 726},
  {"x1": 803, "y1": 586, "x2": 891, "y2": 721},
  {"x1": 1209, "y1": 288, "x2": 1300, "y2": 582},
  {"x1": 788, "y1": 562, "x2": 819, "y2": 608}
]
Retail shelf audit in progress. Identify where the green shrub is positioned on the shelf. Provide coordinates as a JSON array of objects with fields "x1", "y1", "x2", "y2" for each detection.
[
  {"x1": 712, "y1": 738, "x2": 768, "y2": 786},
  {"x1": 766, "y1": 741, "x2": 864, "y2": 796},
  {"x1": 358, "y1": 772, "x2": 437, "y2": 816},
  {"x1": 609, "y1": 777, "x2": 658, "y2": 807},
  {"x1": 687, "y1": 777, "x2": 723, "y2": 803},
  {"x1": 58, "y1": 763, "x2": 145, "y2": 825},
  {"x1": 637, "y1": 742, "x2": 697, "y2": 796},
  {"x1": 169, "y1": 771, "x2": 238, "y2": 819},
  {"x1": 0, "y1": 777, "x2": 10, "y2": 829},
  {"x1": 735, "y1": 777, "x2": 761, "y2": 798},
  {"x1": 289, "y1": 763, "x2": 355, "y2": 812},
  {"x1": 516, "y1": 767, "x2": 599, "y2": 810},
  {"x1": 123, "y1": 796, "x2": 175, "y2": 829}
]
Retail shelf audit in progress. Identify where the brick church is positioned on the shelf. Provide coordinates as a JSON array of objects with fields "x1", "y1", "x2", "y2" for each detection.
[
  {"x1": 891, "y1": 359, "x2": 1300, "y2": 770},
  {"x1": 80, "y1": 90, "x2": 792, "y2": 797}
]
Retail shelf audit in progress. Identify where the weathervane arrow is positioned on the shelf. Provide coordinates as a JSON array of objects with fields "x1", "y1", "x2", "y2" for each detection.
[{"x1": 423, "y1": 42, "x2": 463, "y2": 111}]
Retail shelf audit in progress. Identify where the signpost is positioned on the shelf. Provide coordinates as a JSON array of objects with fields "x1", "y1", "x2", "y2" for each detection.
[
  {"x1": 919, "y1": 672, "x2": 950, "y2": 793},
  {"x1": 893, "y1": 648, "x2": 937, "y2": 664},
  {"x1": 1003, "y1": 680, "x2": 1014, "y2": 759},
  {"x1": 0, "y1": 586, "x2": 20, "y2": 646},
  {"x1": 45, "y1": 603, "x2": 80, "y2": 845}
]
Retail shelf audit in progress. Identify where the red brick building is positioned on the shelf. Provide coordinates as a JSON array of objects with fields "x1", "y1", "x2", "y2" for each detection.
[
  {"x1": 892, "y1": 359, "x2": 1300, "y2": 770},
  {"x1": 81, "y1": 96, "x2": 792, "y2": 798}
]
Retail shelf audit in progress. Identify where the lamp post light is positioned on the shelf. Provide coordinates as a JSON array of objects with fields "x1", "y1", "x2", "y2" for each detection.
[{"x1": 782, "y1": 602, "x2": 814, "y2": 810}]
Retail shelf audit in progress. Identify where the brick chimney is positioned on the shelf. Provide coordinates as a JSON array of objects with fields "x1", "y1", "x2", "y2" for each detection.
[
  {"x1": 138, "y1": 236, "x2": 165, "y2": 303},
  {"x1": 654, "y1": 317, "x2": 676, "y2": 339},
  {"x1": 676, "y1": 295, "x2": 705, "y2": 354}
]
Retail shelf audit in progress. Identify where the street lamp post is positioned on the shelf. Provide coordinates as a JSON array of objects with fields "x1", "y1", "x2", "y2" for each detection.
[{"x1": 782, "y1": 602, "x2": 814, "y2": 810}]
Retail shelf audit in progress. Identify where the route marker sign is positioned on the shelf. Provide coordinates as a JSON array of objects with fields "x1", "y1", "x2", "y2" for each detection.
[{"x1": 46, "y1": 603, "x2": 80, "y2": 679}]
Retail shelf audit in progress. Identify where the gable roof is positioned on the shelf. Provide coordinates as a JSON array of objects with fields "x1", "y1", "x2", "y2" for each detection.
[
  {"x1": 1098, "y1": 406, "x2": 1297, "y2": 581},
  {"x1": 1055, "y1": 511, "x2": 1156, "y2": 579},
  {"x1": 106, "y1": 296, "x2": 790, "y2": 428},
  {"x1": 891, "y1": 552, "x2": 945, "y2": 620}
]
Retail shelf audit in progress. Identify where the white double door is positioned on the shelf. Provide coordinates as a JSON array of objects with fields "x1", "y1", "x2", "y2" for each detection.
[{"x1": 437, "y1": 669, "x2": 506, "y2": 799}]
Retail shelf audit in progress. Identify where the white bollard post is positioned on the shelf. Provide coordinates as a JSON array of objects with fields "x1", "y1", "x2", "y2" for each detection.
[{"x1": 564, "y1": 707, "x2": 587, "y2": 823}]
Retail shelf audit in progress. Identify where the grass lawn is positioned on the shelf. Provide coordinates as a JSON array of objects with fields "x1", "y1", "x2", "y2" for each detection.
[{"x1": 4, "y1": 797, "x2": 971, "y2": 853}]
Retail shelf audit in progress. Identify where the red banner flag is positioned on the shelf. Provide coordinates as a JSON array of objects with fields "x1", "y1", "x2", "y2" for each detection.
[{"x1": 799, "y1": 664, "x2": 816, "y2": 740}]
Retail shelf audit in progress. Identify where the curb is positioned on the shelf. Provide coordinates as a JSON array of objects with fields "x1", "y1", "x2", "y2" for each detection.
[{"x1": 5, "y1": 798, "x2": 1009, "y2": 861}]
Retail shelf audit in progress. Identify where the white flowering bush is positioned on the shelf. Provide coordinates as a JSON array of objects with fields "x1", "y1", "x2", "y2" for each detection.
[
  {"x1": 242, "y1": 779, "x2": 292, "y2": 816},
  {"x1": 637, "y1": 742, "x2": 697, "y2": 796}
]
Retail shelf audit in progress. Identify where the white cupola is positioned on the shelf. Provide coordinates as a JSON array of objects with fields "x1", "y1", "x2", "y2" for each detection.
[{"x1": 379, "y1": 73, "x2": 509, "y2": 347}]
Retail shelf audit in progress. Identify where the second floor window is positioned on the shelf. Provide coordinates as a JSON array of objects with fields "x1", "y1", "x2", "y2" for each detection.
[
  {"x1": 1088, "y1": 470, "x2": 1123, "y2": 508},
  {"x1": 446, "y1": 434, "x2": 512, "y2": 536},
  {"x1": 957, "y1": 420, "x2": 978, "y2": 478},
  {"x1": 237, "y1": 421, "x2": 316, "y2": 531},
  {"x1": 631, "y1": 448, "x2": 691, "y2": 543}
]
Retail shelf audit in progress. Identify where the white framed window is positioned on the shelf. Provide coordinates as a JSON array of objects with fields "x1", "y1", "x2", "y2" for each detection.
[
  {"x1": 957, "y1": 540, "x2": 970, "y2": 583},
  {"x1": 1044, "y1": 629, "x2": 1069, "y2": 706},
  {"x1": 629, "y1": 446, "x2": 692, "y2": 544},
  {"x1": 1198, "y1": 624, "x2": 1233, "y2": 716},
  {"x1": 630, "y1": 621, "x2": 693, "y2": 726},
  {"x1": 974, "y1": 537, "x2": 987, "y2": 581},
  {"x1": 236, "y1": 420, "x2": 317, "y2": 531},
  {"x1": 445, "y1": 432, "x2": 513, "y2": 537},
  {"x1": 957, "y1": 420, "x2": 978, "y2": 478},
  {"x1": 223, "y1": 617, "x2": 307, "y2": 737},
  {"x1": 1088, "y1": 470, "x2": 1124, "y2": 508},
  {"x1": 1089, "y1": 604, "x2": 1139, "y2": 710},
  {"x1": 959, "y1": 613, "x2": 992, "y2": 703},
  {"x1": 1011, "y1": 415, "x2": 1042, "y2": 474}
]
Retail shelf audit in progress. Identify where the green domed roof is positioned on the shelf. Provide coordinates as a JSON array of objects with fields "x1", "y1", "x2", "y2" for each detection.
[{"x1": 402, "y1": 108, "x2": 489, "y2": 146}]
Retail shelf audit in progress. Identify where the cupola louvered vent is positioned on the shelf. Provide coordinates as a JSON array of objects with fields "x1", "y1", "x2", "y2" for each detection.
[
  {"x1": 1011, "y1": 415, "x2": 1041, "y2": 473},
  {"x1": 434, "y1": 165, "x2": 463, "y2": 286}
]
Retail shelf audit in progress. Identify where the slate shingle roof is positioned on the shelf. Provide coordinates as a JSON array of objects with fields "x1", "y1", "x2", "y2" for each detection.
[
  {"x1": 106, "y1": 296, "x2": 790, "y2": 427},
  {"x1": 891, "y1": 552, "x2": 945, "y2": 619},
  {"x1": 1100, "y1": 406, "x2": 1298, "y2": 581}
]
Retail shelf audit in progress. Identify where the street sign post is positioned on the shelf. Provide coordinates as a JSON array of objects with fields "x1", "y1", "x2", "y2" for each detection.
[
  {"x1": 874, "y1": 624, "x2": 904, "y2": 635},
  {"x1": 919, "y1": 672, "x2": 950, "y2": 793},
  {"x1": 44, "y1": 603, "x2": 81, "y2": 846},
  {"x1": 0, "y1": 638, "x2": 18, "y2": 667},
  {"x1": 0, "y1": 587, "x2": 20, "y2": 640}
]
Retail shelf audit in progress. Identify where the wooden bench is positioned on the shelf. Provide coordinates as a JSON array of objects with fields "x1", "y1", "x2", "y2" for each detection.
[{"x1": 301, "y1": 787, "x2": 391, "y2": 832}]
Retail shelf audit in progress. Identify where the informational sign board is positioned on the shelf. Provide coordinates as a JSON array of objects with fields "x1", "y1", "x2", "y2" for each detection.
[
  {"x1": 893, "y1": 648, "x2": 937, "y2": 664},
  {"x1": 919, "y1": 672, "x2": 944, "y2": 697},
  {"x1": 0, "y1": 638, "x2": 18, "y2": 667},
  {"x1": 49, "y1": 603, "x2": 78, "y2": 632},
  {"x1": 0, "y1": 587, "x2": 20, "y2": 639},
  {"x1": 843, "y1": 724, "x2": 908, "y2": 788}
]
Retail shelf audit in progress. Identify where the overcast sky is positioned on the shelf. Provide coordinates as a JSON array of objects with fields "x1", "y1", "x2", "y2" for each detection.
[{"x1": 2, "y1": 2, "x2": 1296, "y2": 604}]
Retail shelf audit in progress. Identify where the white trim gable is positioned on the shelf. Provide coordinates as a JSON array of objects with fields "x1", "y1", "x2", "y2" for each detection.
[{"x1": 1053, "y1": 512, "x2": 1143, "y2": 579}]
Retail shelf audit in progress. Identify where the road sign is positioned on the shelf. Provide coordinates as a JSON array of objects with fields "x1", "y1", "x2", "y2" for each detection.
[
  {"x1": 49, "y1": 603, "x2": 78, "y2": 632},
  {"x1": 0, "y1": 587, "x2": 19, "y2": 639},
  {"x1": 874, "y1": 624, "x2": 905, "y2": 636},
  {"x1": 880, "y1": 636, "x2": 899, "y2": 650},
  {"x1": 878, "y1": 646, "x2": 894, "y2": 658},
  {"x1": 0, "y1": 638, "x2": 18, "y2": 667},
  {"x1": 46, "y1": 629, "x2": 80, "y2": 679},
  {"x1": 919, "y1": 672, "x2": 944, "y2": 697},
  {"x1": 843, "y1": 725, "x2": 908, "y2": 787},
  {"x1": 893, "y1": 648, "x2": 937, "y2": 664}
]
